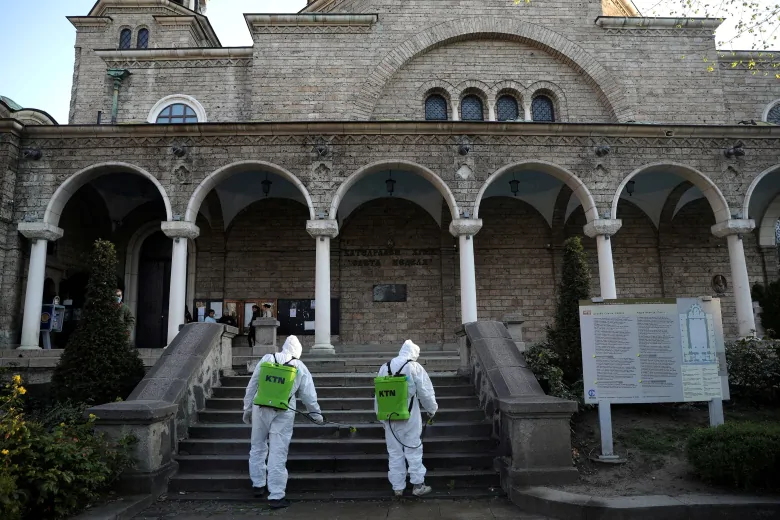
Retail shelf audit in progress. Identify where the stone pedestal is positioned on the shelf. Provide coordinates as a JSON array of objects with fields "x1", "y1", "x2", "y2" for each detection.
[
  {"x1": 501, "y1": 313, "x2": 526, "y2": 352},
  {"x1": 253, "y1": 318, "x2": 280, "y2": 352}
]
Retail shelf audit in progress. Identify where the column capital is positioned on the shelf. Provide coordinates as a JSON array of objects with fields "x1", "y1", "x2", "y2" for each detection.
[
  {"x1": 162, "y1": 221, "x2": 200, "y2": 240},
  {"x1": 306, "y1": 219, "x2": 339, "y2": 239},
  {"x1": 711, "y1": 219, "x2": 756, "y2": 238},
  {"x1": 449, "y1": 218, "x2": 483, "y2": 238},
  {"x1": 18, "y1": 222, "x2": 63, "y2": 241},
  {"x1": 583, "y1": 219, "x2": 622, "y2": 238}
]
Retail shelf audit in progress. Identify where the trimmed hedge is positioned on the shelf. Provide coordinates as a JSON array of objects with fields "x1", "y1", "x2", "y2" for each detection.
[{"x1": 687, "y1": 421, "x2": 780, "y2": 491}]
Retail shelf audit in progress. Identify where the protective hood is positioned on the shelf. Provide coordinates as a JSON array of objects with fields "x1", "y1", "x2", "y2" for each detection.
[
  {"x1": 281, "y1": 336, "x2": 303, "y2": 360},
  {"x1": 398, "y1": 339, "x2": 420, "y2": 361}
]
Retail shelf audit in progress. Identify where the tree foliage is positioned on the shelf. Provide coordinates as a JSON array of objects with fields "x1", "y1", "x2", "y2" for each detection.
[
  {"x1": 545, "y1": 236, "x2": 591, "y2": 385},
  {"x1": 51, "y1": 240, "x2": 145, "y2": 405}
]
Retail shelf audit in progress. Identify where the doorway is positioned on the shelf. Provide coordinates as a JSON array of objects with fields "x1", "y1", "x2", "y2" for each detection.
[{"x1": 136, "y1": 231, "x2": 171, "y2": 348}]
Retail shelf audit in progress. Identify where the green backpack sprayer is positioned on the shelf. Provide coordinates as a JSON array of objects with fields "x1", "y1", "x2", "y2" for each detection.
[{"x1": 375, "y1": 359, "x2": 434, "y2": 449}]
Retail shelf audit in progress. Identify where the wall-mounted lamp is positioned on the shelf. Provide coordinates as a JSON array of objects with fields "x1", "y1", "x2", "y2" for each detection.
[
  {"x1": 509, "y1": 174, "x2": 519, "y2": 197},
  {"x1": 626, "y1": 180, "x2": 635, "y2": 197},
  {"x1": 724, "y1": 141, "x2": 745, "y2": 159},
  {"x1": 595, "y1": 145, "x2": 610, "y2": 157},
  {"x1": 386, "y1": 172, "x2": 396, "y2": 196},
  {"x1": 261, "y1": 173, "x2": 272, "y2": 197},
  {"x1": 22, "y1": 148, "x2": 42, "y2": 160}
]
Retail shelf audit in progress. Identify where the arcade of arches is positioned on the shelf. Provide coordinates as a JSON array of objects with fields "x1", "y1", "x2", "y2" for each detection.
[{"x1": 15, "y1": 162, "x2": 780, "y2": 352}]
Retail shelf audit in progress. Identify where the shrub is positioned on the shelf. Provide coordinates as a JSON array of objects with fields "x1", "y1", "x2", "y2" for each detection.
[
  {"x1": 544, "y1": 236, "x2": 590, "y2": 385},
  {"x1": 687, "y1": 421, "x2": 780, "y2": 490},
  {"x1": 0, "y1": 375, "x2": 136, "y2": 519},
  {"x1": 523, "y1": 344, "x2": 577, "y2": 402},
  {"x1": 754, "y1": 281, "x2": 780, "y2": 338},
  {"x1": 52, "y1": 240, "x2": 145, "y2": 405},
  {"x1": 725, "y1": 337, "x2": 780, "y2": 403}
]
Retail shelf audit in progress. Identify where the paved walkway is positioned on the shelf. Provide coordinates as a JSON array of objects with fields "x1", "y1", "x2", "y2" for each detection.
[{"x1": 134, "y1": 498, "x2": 550, "y2": 519}]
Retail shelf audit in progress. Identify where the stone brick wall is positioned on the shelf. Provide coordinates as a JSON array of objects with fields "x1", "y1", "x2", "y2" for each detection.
[
  {"x1": 475, "y1": 197, "x2": 556, "y2": 344},
  {"x1": 720, "y1": 67, "x2": 780, "y2": 124},
  {"x1": 338, "y1": 198, "x2": 445, "y2": 344}
]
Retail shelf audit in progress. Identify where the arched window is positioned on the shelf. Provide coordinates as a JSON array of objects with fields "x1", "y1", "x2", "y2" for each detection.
[
  {"x1": 532, "y1": 95, "x2": 555, "y2": 122},
  {"x1": 496, "y1": 95, "x2": 519, "y2": 121},
  {"x1": 137, "y1": 28, "x2": 149, "y2": 49},
  {"x1": 460, "y1": 95, "x2": 484, "y2": 121},
  {"x1": 119, "y1": 29, "x2": 132, "y2": 50},
  {"x1": 155, "y1": 104, "x2": 199, "y2": 124},
  {"x1": 767, "y1": 104, "x2": 780, "y2": 125},
  {"x1": 425, "y1": 94, "x2": 448, "y2": 121}
]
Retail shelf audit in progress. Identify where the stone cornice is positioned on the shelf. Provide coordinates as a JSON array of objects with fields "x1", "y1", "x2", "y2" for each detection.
[
  {"x1": 162, "y1": 221, "x2": 200, "y2": 239},
  {"x1": 18, "y1": 121, "x2": 780, "y2": 140},
  {"x1": 67, "y1": 16, "x2": 112, "y2": 29},
  {"x1": 584, "y1": 219, "x2": 623, "y2": 238},
  {"x1": 717, "y1": 50, "x2": 779, "y2": 61},
  {"x1": 245, "y1": 13, "x2": 378, "y2": 32},
  {"x1": 449, "y1": 219, "x2": 483, "y2": 237},
  {"x1": 95, "y1": 47, "x2": 253, "y2": 63},
  {"x1": 711, "y1": 219, "x2": 756, "y2": 237},
  {"x1": 306, "y1": 219, "x2": 339, "y2": 239},
  {"x1": 18, "y1": 222, "x2": 64, "y2": 242},
  {"x1": 0, "y1": 119, "x2": 24, "y2": 136},
  {"x1": 595, "y1": 16, "x2": 723, "y2": 30}
]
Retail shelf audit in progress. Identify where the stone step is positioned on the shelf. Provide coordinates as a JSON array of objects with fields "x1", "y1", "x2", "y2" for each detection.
[
  {"x1": 212, "y1": 384, "x2": 475, "y2": 399},
  {"x1": 186, "y1": 421, "x2": 493, "y2": 440},
  {"x1": 220, "y1": 373, "x2": 465, "y2": 388},
  {"x1": 175, "y1": 452, "x2": 495, "y2": 473},
  {"x1": 308, "y1": 350, "x2": 460, "y2": 359},
  {"x1": 301, "y1": 358, "x2": 461, "y2": 373},
  {"x1": 197, "y1": 408, "x2": 485, "y2": 424},
  {"x1": 168, "y1": 469, "x2": 500, "y2": 493},
  {"x1": 177, "y1": 436, "x2": 497, "y2": 456},
  {"x1": 163, "y1": 488, "x2": 507, "y2": 502},
  {"x1": 204, "y1": 395, "x2": 480, "y2": 411}
]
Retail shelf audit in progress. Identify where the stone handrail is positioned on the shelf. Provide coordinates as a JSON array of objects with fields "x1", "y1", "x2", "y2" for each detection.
[
  {"x1": 88, "y1": 323, "x2": 238, "y2": 495},
  {"x1": 459, "y1": 321, "x2": 578, "y2": 490}
]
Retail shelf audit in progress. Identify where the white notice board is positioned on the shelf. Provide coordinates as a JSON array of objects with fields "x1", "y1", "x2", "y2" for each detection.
[{"x1": 580, "y1": 298, "x2": 729, "y2": 405}]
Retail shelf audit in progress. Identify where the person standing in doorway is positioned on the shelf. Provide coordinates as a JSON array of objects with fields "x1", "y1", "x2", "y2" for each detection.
[
  {"x1": 205, "y1": 309, "x2": 217, "y2": 323},
  {"x1": 376, "y1": 339, "x2": 438, "y2": 497},
  {"x1": 115, "y1": 288, "x2": 134, "y2": 334},
  {"x1": 247, "y1": 305, "x2": 260, "y2": 347}
]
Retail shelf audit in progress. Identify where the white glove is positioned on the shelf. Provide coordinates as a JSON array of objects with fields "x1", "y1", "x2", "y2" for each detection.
[
  {"x1": 310, "y1": 413, "x2": 325, "y2": 425},
  {"x1": 242, "y1": 410, "x2": 252, "y2": 425}
]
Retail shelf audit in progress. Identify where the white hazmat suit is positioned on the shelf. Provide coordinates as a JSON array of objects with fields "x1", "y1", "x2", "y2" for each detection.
[
  {"x1": 376, "y1": 340, "x2": 438, "y2": 493},
  {"x1": 242, "y1": 336, "x2": 323, "y2": 501}
]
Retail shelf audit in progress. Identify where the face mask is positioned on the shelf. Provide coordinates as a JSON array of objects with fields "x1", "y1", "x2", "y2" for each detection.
[{"x1": 116, "y1": 296, "x2": 122, "y2": 303}]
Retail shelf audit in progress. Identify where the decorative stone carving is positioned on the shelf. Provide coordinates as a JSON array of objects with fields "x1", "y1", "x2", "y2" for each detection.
[
  {"x1": 583, "y1": 218, "x2": 622, "y2": 238},
  {"x1": 173, "y1": 165, "x2": 192, "y2": 184},
  {"x1": 711, "y1": 219, "x2": 756, "y2": 238},
  {"x1": 18, "y1": 222, "x2": 64, "y2": 242},
  {"x1": 306, "y1": 219, "x2": 339, "y2": 239},
  {"x1": 449, "y1": 218, "x2": 483, "y2": 237},
  {"x1": 161, "y1": 221, "x2": 200, "y2": 240},
  {"x1": 456, "y1": 164, "x2": 474, "y2": 180}
]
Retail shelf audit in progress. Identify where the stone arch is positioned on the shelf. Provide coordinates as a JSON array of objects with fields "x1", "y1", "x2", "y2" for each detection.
[
  {"x1": 612, "y1": 163, "x2": 731, "y2": 224},
  {"x1": 186, "y1": 160, "x2": 315, "y2": 222},
  {"x1": 44, "y1": 162, "x2": 172, "y2": 227},
  {"x1": 417, "y1": 80, "x2": 458, "y2": 120},
  {"x1": 742, "y1": 164, "x2": 780, "y2": 220},
  {"x1": 527, "y1": 80, "x2": 568, "y2": 122},
  {"x1": 330, "y1": 160, "x2": 459, "y2": 221},
  {"x1": 474, "y1": 160, "x2": 598, "y2": 222},
  {"x1": 355, "y1": 17, "x2": 632, "y2": 121}
]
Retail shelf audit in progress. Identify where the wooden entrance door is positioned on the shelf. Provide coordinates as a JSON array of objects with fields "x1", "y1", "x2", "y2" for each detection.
[{"x1": 136, "y1": 231, "x2": 172, "y2": 348}]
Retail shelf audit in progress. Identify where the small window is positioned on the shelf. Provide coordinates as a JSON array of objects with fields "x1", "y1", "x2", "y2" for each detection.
[
  {"x1": 137, "y1": 28, "x2": 149, "y2": 49},
  {"x1": 425, "y1": 95, "x2": 448, "y2": 121},
  {"x1": 532, "y1": 95, "x2": 555, "y2": 122},
  {"x1": 156, "y1": 104, "x2": 199, "y2": 124},
  {"x1": 768, "y1": 104, "x2": 780, "y2": 125},
  {"x1": 496, "y1": 95, "x2": 519, "y2": 121},
  {"x1": 460, "y1": 95, "x2": 484, "y2": 121},
  {"x1": 119, "y1": 29, "x2": 132, "y2": 50}
]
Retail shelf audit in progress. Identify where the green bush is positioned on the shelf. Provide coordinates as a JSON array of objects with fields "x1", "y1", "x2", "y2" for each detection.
[
  {"x1": 754, "y1": 281, "x2": 780, "y2": 338},
  {"x1": 523, "y1": 344, "x2": 577, "y2": 402},
  {"x1": 52, "y1": 240, "x2": 145, "y2": 405},
  {"x1": 725, "y1": 337, "x2": 780, "y2": 403},
  {"x1": 0, "y1": 375, "x2": 136, "y2": 519},
  {"x1": 687, "y1": 421, "x2": 780, "y2": 490},
  {"x1": 543, "y1": 236, "x2": 590, "y2": 385}
]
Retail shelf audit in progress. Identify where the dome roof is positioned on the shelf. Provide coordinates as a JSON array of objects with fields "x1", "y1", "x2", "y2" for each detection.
[{"x1": 0, "y1": 96, "x2": 24, "y2": 111}]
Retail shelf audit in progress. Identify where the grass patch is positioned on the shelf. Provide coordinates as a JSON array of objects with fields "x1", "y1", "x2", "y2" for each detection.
[{"x1": 617, "y1": 426, "x2": 694, "y2": 455}]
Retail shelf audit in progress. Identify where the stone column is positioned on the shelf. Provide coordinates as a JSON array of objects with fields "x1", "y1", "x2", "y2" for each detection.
[
  {"x1": 712, "y1": 219, "x2": 757, "y2": 337},
  {"x1": 307, "y1": 219, "x2": 339, "y2": 355},
  {"x1": 18, "y1": 223, "x2": 63, "y2": 350},
  {"x1": 449, "y1": 219, "x2": 483, "y2": 324},
  {"x1": 488, "y1": 102, "x2": 496, "y2": 122},
  {"x1": 583, "y1": 219, "x2": 622, "y2": 300},
  {"x1": 162, "y1": 221, "x2": 200, "y2": 345}
]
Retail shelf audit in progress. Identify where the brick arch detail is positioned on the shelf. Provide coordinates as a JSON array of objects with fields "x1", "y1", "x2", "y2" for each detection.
[{"x1": 355, "y1": 17, "x2": 633, "y2": 122}]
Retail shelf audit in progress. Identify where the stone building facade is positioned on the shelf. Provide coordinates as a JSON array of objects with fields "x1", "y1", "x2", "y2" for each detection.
[{"x1": 1, "y1": 0, "x2": 779, "y2": 352}]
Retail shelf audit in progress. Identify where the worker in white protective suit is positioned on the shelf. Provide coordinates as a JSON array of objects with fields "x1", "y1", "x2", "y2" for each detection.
[
  {"x1": 376, "y1": 339, "x2": 439, "y2": 497},
  {"x1": 242, "y1": 336, "x2": 324, "y2": 509}
]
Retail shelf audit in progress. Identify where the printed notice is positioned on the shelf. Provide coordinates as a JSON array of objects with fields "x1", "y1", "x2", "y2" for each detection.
[{"x1": 581, "y1": 298, "x2": 728, "y2": 405}]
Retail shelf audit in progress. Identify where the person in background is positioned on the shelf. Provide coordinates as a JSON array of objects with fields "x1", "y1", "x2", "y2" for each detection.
[
  {"x1": 115, "y1": 288, "x2": 134, "y2": 333},
  {"x1": 248, "y1": 305, "x2": 261, "y2": 347},
  {"x1": 205, "y1": 309, "x2": 217, "y2": 323},
  {"x1": 185, "y1": 306, "x2": 193, "y2": 324}
]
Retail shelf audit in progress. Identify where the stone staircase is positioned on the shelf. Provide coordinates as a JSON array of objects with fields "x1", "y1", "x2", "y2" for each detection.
[{"x1": 168, "y1": 345, "x2": 503, "y2": 498}]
